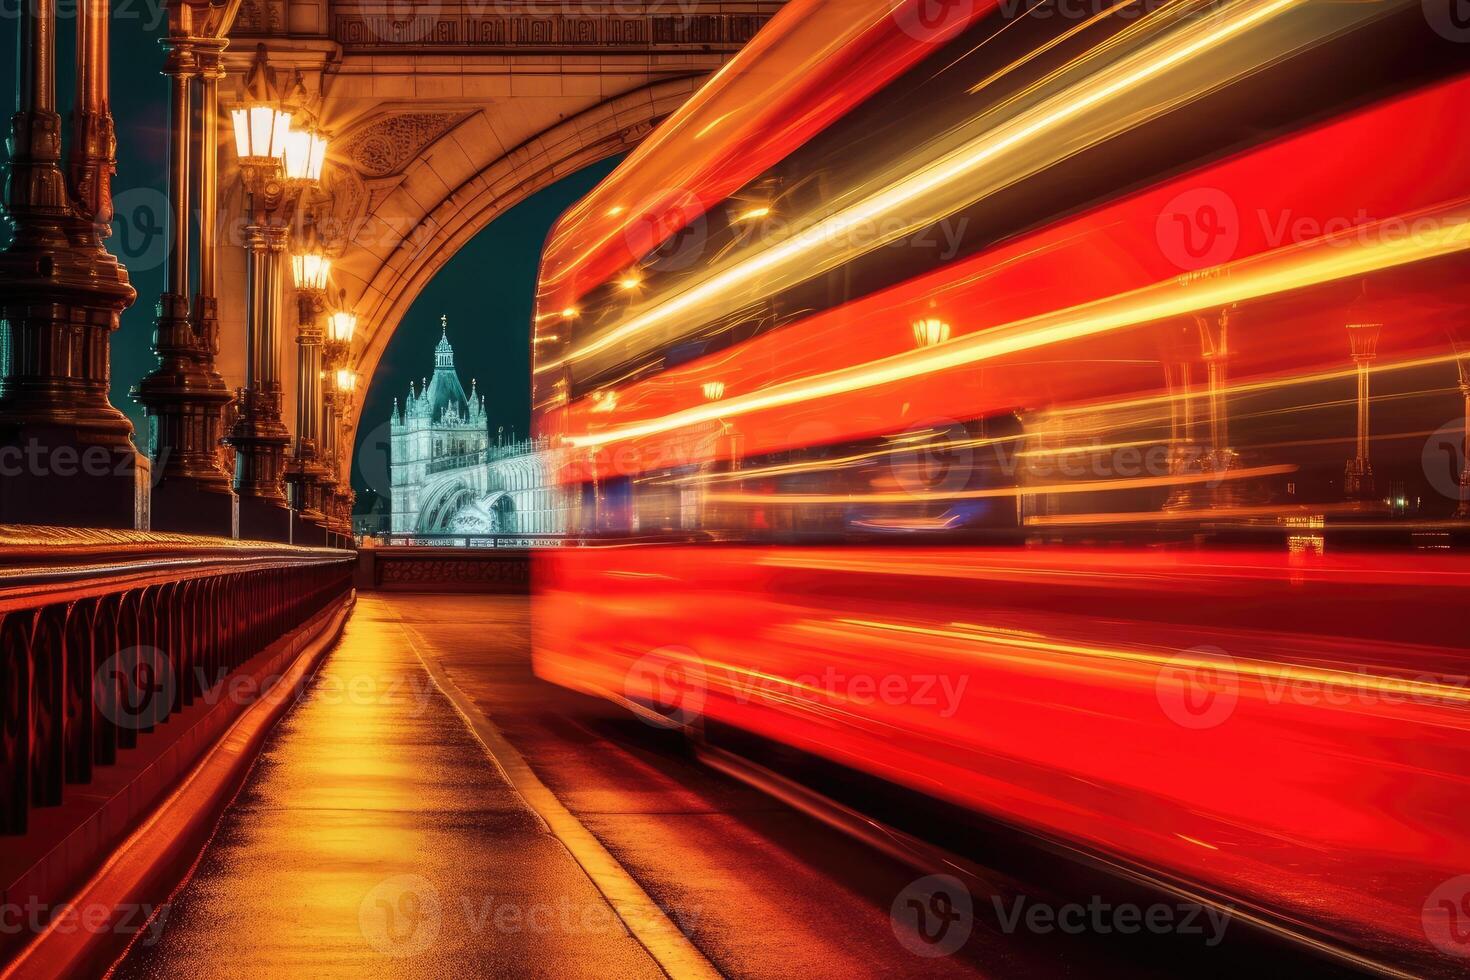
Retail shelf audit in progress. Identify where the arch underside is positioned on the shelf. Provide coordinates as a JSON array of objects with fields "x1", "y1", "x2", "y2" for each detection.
[
  {"x1": 418, "y1": 480, "x2": 513, "y2": 534},
  {"x1": 213, "y1": 6, "x2": 787, "y2": 497},
  {"x1": 333, "y1": 74, "x2": 709, "y2": 462}
]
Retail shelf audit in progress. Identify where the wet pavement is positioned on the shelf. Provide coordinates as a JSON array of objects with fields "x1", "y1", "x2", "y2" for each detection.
[
  {"x1": 115, "y1": 595, "x2": 673, "y2": 978},
  {"x1": 114, "y1": 593, "x2": 1349, "y2": 979}
]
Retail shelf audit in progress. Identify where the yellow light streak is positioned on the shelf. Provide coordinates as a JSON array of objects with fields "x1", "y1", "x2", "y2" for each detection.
[
  {"x1": 563, "y1": 203, "x2": 1470, "y2": 450},
  {"x1": 704, "y1": 463, "x2": 1295, "y2": 505},
  {"x1": 1022, "y1": 503, "x2": 1360, "y2": 526},
  {"x1": 831, "y1": 618, "x2": 1470, "y2": 706},
  {"x1": 539, "y1": 0, "x2": 1319, "y2": 377},
  {"x1": 674, "y1": 431, "x2": 1021, "y2": 485},
  {"x1": 1045, "y1": 352, "x2": 1465, "y2": 422},
  {"x1": 1015, "y1": 438, "x2": 1160, "y2": 458}
]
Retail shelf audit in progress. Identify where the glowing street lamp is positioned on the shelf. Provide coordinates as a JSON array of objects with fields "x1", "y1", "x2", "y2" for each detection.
[
  {"x1": 335, "y1": 368, "x2": 358, "y2": 393},
  {"x1": 912, "y1": 317, "x2": 951, "y2": 348},
  {"x1": 282, "y1": 128, "x2": 328, "y2": 186},
  {"x1": 327, "y1": 306, "x2": 356, "y2": 347},
  {"x1": 291, "y1": 250, "x2": 331, "y2": 292},
  {"x1": 702, "y1": 381, "x2": 726, "y2": 402},
  {"x1": 230, "y1": 49, "x2": 292, "y2": 187},
  {"x1": 230, "y1": 103, "x2": 291, "y2": 173}
]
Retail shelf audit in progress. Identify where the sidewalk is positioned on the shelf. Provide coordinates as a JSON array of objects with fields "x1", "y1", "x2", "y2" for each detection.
[{"x1": 114, "y1": 595, "x2": 670, "y2": 978}]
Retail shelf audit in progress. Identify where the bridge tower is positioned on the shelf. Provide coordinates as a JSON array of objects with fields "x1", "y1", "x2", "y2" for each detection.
[{"x1": 390, "y1": 316, "x2": 487, "y2": 532}]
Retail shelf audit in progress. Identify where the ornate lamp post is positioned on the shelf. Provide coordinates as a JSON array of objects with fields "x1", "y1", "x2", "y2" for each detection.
[
  {"x1": 0, "y1": 0, "x2": 146, "y2": 528},
  {"x1": 1343, "y1": 318, "x2": 1382, "y2": 502},
  {"x1": 322, "y1": 299, "x2": 357, "y2": 543},
  {"x1": 285, "y1": 247, "x2": 331, "y2": 544},
  {"x1": 1192, "y1": 304, "x2": 1241, "y2": 510},
  {"x1": 1454, "y1": 337, "x2": 1470, "y2": 520},
  {"x1": 331, "y1": 371, "x2": 358, "y2": 541},
  {"x1": 223, "y1": 51, "x2": 328, "y2": 542}
]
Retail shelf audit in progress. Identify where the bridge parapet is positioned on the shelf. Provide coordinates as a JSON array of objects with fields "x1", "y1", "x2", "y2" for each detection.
[
  {"x1": 355, "y1": 542, "x2": 531, "y2": 593},
  {"x1": 0, "y1": 527, "x2": 354, "y2": 839}
]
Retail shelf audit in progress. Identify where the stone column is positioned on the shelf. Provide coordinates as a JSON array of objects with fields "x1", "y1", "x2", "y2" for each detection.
[
  {"x1": 136, "y1": 38, "x2": 237, "y2": 536},
  {"x1": 0, "y1": 0, "x2": 147, "y2": 528}
]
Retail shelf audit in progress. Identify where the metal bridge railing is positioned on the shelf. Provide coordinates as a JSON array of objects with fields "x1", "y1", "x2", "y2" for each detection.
[
  {"x1": 0, "y1": 527, "x2": 355, "y2": 835},
  {"x1": 367, "y1": 532, "x2": 575, "y2": 548}
]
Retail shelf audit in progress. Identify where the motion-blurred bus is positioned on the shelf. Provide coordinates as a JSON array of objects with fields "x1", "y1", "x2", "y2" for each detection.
[{"x1": 531, "y1": 0, "x2": 1470, "y2": 973}]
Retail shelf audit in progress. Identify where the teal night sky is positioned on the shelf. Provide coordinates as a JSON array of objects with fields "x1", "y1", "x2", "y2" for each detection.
[{"x1": 349, "y1": 157, "x2": 619, "y2": 513}]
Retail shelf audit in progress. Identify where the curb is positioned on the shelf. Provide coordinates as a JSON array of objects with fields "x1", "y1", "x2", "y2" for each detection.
[{"x1": 0, "y1": 592, "x2": 357, "y2": 979}]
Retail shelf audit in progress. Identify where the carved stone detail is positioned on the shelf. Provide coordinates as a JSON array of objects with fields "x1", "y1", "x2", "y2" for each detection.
[
  {"x1": 316, "y1": 166, "x2": 369, "y2": 255},
  {"x1": 376, "y1": 555, "x2": 530, "y2": 587},
  {"x1": 339, "y1": 112, "x2": 470, "y2": 178},
  {"x1": 329, "y1": 11, "x2": 773, "y2": 50}
]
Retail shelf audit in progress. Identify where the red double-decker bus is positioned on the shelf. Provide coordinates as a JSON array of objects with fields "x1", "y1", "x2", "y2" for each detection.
[{"x1": 531, "y1": 0, "x2": 1470, "y2": 972}]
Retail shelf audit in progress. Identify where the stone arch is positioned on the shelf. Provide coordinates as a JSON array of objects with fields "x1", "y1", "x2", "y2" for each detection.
[
  {"x1": 333, "y1": 76, "x2": 704, "y2": 463},
  {"x1": 213, "y1": 5, "x2": 787, "y2": 484},
  {"x1": 416, "y1": 480, "x2": 474, "y2": 534}
]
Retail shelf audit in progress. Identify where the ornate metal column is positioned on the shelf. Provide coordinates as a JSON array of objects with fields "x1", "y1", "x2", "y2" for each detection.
[
  {"x1": 285, "y1": 250, "x2": 329, "y2": 545},
  {"x1": 1192, "y1": 305, "x2": 1242, "y2": 510},
  {"x1": 320, "y1": 384, "x2": 340, "y2": 543},
  {"x1": 230, "y1": 217, "x2": 293, "y2": 540},
  {"x1": 320, "y1": 298, "x2": 356, "y2": 545},
  {"x1": 1343, "y1": 320, "x2": 1381, "y2": 501},
  {"x1": 136, "y1": 34, "x2": 238, "y2": 536},
  {"x1": 1454, "y1": 339, "x2": 1470, "y2": 520},
  {"x1": 223, "y1": 51, "x2": 295, "y2": 542},
  {"x1": 0, "y1": 0, "x2": 147, "y2": 528}
]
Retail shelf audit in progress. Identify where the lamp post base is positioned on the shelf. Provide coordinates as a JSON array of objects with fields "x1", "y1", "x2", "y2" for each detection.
[
  {"x1": 238, "y1": 495, "x2": 292, "y2": 543},
  {"x1": 0, "y1": 426, "x2": 150, "y2": 529},
  {"x1": 150, "y1": 479, "x2": 239, "y2": 537},
  {"x1": 291, "y1": 511, "x2": 329, "y2": 547}
]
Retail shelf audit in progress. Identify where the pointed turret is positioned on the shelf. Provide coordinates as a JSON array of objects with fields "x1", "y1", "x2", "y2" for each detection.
[{"x1": 435, "y1": 315, "x2": 454, "y2": 370}]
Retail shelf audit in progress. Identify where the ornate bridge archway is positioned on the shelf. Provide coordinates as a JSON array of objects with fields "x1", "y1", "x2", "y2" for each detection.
[{"x1": 215, "y1": 4, "x2": 784, "y2": 473}]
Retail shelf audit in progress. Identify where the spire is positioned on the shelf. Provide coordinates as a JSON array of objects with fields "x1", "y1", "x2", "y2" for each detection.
[{"x1": 435, "y1": 315, "x2": 454, "y2": 369}]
